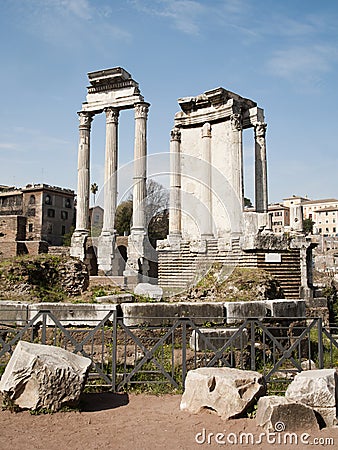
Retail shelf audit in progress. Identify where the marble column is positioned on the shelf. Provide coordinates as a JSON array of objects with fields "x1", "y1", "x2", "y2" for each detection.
[
  {"x1": 169, "y1": 127, "x2": 182, "y2": 239},
  {"x1": 70, "y1": 111, "x2": 93, "y2": 261},
  {"x1": 102, "y1": 107, "x2": 119, "y2": 234},
  {"x1": 201, "y1": 122, "x2": 213, "y2": 238},
  {"x1": 75, "y1": 111, "x2": 93, "y2": 232},
  {"x1": 230, "y1": 113, "x2": 244, "y2": 206},
  {"x1": 97, "y1": 108, "x2": 119, "y2": 274},
  {"x1": 131, "y1": 102, "x2": 149, "y2": 231},
  {"x1": 254, "y1": 122, "x2": 268, "y2": 213},
  {"x1": 125, "y1": 102, "x2": 150, "y2": 276}
]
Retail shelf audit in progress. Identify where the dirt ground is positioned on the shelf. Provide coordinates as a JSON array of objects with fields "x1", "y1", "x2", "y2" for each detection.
[{"x1": 0, "y1": 393, "x2": 337, "y2": 450}]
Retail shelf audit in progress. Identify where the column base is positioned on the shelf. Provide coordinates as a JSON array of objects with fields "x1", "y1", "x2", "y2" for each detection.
[
  {"x1": 97, "y1": 231, "x2": 116, "y2": 275},
  {"x1": 70, "y1": 230, "x2": 89, "y2": 261}
]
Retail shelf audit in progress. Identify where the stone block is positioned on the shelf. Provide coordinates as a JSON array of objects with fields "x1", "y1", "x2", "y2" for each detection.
[
  {"x1": 0, "y1": 341, "x2": 91, "y2": 411},
  {"x1": 285, "y1": 369, "x2": 338, "y2": 427},
  {"x1": 189, "y1": 327, "x2": 248, "y2": 351},
  {"x1": 266, "y1": 299, "x2": 306, "y2": 318},
  {"x1": 28, "y1": 303, "x2": 117, "y2": 326},
  {"x1": 286, "y1": 369, "x2": 337, "y2": 408},
  {"x1": 121, "y1": 302, "x2": 225, "y2": 327},
  {"x1": 95, "y1": 293, "x2": 134, "y2": 304},
  {"x1": 134, "y1": 283, "x2": 163, "y2": 301},
  {"x1": 180, "y1": 367, "x2": 266, "y2": 420},
  {"x1": 256, "y1": 395, "x2": 318, "y2": 432},
  {"x1": 0, "y1": 301, "x2": 28, "y2": 326},
  {"x1": 224, "y1": 301, "x2": 268, "y2": 324}
]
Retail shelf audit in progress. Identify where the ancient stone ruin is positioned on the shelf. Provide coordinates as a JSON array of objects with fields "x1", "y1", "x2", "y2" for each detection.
[
  {"x1": 70, "y1": 67, "x2": 315, "y2": 300},
  {"x1": 70, "y1": 67, "x2": 150, "y2": 277},
  {"x1": 157, "y1": 86, "x2": 315, "y2": 297}
]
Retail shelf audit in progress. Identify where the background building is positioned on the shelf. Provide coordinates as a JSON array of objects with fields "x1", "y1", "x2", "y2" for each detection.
[{"x1": 0, "y1": 184, "x2": 75, "y2": 247}]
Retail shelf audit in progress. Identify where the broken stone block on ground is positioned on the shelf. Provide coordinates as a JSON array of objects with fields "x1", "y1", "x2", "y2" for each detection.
[
  {"x1": 256, "y1": 395, "x2": 318, "y2": 432},
  {"x1": 180, "y1": 367, "x2": 266, "y2": 420},
  {"x1": 285, "y1": 368, "x2": 338, "y2": 427},
  {"x1": 0, "y1": 341, "x2": 91, "y2": 412},
  {"x1": 134, "y1": 283, "x2": 163, "y2": 301}
]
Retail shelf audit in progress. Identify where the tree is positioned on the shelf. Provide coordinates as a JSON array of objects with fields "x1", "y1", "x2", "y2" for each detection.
[
  {"x1": 244, "y1": 197, "x2": 253, "y2": 208},
  {"x1": 115, "y1": 200, "x2": 133, "y2": 236},
  {"x1": 90, "y1": 183, "x2": 98, "y2": 205},
  {"x1": 114, "y1": 180, "x2": 169, "y2": 245},
  {"x1": 303, "y1": 218, "x2": 314, "y2": 234}
]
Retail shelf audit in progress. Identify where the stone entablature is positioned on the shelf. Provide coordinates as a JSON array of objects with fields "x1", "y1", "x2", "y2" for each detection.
[
  {"x1": 175, "y1": 88, "x2": 264, "y2": 128},
  {"x1": 81, "y1": 67, "x2": 144, "y2": 113}
]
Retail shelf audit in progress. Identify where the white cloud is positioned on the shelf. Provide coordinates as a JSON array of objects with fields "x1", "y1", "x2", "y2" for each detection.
[
  {"x1": 0, "y1": 143, "x2": 18, "y2": 150},
  {"x1": 266, "y1": 45, "x2": 338, "y2": 82},
  {"x1": 130, "y1": 0, "x2": 206, "y2": 35}
]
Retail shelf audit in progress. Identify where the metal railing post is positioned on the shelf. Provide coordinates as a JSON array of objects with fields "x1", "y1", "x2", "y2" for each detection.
[{"x1": 317, "y1": 318, "x2": 324, "y2": 369}]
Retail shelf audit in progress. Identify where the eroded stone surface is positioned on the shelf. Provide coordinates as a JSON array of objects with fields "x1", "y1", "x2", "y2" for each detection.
[
  {"x1": 134, "y1": 283, "x2": 163, "y2": 301},
  {"x1": 180, "y1": 367, "x2": 266, "y2": 420},
  {"x1": 0, "y1": 341, "x2": 91, "y2": 411},
  {"x1": 285, "y1": 369, "x2": 337, "y2": 408},
  {"x1": 256, "y1": 395, "x2": 318, "y2": 432}
]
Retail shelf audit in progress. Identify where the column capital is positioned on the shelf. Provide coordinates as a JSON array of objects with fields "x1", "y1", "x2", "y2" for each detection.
[
  {"x1": 230, "y1": 113, "x2": 242, "y2": 131},
  {"x1": 254, "y1": 122, "x2": 267, "y2": 139},
  {"x1": 170, "y1": 127, "x2": 181, "y2": 142},
  {"x1": 134, "y1": 102, "x2": 150, "y2": 119},
  {"x1": 78, "y1": 111, "x2": 93, "y2": 129},
  {"x1": 201, "y1": 122, "x2": 211, "y2": 138},
  {"x1": 105, "y1": 107, "x2": 119, "y2": 124}
]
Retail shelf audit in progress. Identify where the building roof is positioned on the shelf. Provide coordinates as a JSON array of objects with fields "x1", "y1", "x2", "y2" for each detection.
[{"x1": 302, "y1": 198, "x2": 338, "y2": 205}]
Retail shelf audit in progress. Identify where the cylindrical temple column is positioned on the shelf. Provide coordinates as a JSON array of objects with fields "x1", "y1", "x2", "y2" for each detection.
[
  {"x1": 75, "y1": 111, "x2": 93, "y2": 231},
  {"x1": 132, "y1": 102, "x2": 150, "y2": 231},
  {"x1": 254, "y1": 122, "x2": 268, "y2": 213},
  {"x1": 102, "y1": 107, "x2": 119, "y2": 233},
  {"x1": 201, "y1": 122, "x2": 213, "y2": 237},
  {"x1": 230, "y1": 113, "x2": 244, "y2": 206},
  {"x1": 169, "y1": 127, "x2": 182, "y2": 237}
]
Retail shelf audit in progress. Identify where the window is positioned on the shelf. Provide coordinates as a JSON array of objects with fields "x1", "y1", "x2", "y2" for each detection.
[
  {"x1": 334, "y1": 228, "x2": 336, "y2": 233},
  {"x1": 61, "y1": 225, "x2": 66, "y2": 235},
  {"x1": 47, "y1": 208, "x2": 55, "y2": 218},
  {"x1": 28, "y1": 224, "x2": 33, "y2": 232},
  {"x1": 29, "y1": 195, "x2": 35, "y2": 205},
  {"x1": 46, "y1": 223, "x2": 53, "y2": 234},
  {"x1": 27, "y1": 208, "x2": 36, "y2": 217},
  {"x1": 45, "y1": 195, "x2": 52, "y2": 205},
  {"x1": 65, "y1": 198, "x2": 71, "y2": 208},
  {"x1": 61, "y1": 210, "x2": 68, "y2": 220}
]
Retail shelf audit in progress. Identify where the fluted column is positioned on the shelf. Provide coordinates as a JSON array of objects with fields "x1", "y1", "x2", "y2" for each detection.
[
  {"x1": 131, "y1": 102, "x2": 149, "y2": 231},
  {"x1": 254, "y1": 122, "x2": 268, "y2": 213},
  {"x1": 230, "y1": 113, "x2": 244, "y2": 207},
  {"x1": 201, "y1": 122, "x2": 213, "y2": 237},
  {"x1": 75, "y1": 111, "x2": 93, "y2": 231},
  {"x1": 169, "y1": 127, "x2": 182, "y2": 238},
  {"x1": 102, "y1": 107, "x2": 119, "y2": 234}
]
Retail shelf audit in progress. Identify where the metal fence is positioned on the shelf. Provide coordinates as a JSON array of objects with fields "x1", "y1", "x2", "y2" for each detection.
[{"x1": 1, "y1": 308, "x2": 338, "y2": 393}]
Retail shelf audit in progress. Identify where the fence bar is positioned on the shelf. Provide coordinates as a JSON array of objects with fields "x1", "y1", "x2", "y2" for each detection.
[{"x1": 317, "y1": 318, "x2": 324, "y2": 369}]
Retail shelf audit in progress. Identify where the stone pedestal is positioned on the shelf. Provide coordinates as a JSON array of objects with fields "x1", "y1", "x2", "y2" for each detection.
[{"x1": 97, "y1": 232, "x2": 116, "y2": 275}]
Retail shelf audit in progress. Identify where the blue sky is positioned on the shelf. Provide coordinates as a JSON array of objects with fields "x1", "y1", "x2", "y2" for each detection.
[{"x1": 1, "y1": 0, "x2": 338, "y2": 205}]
